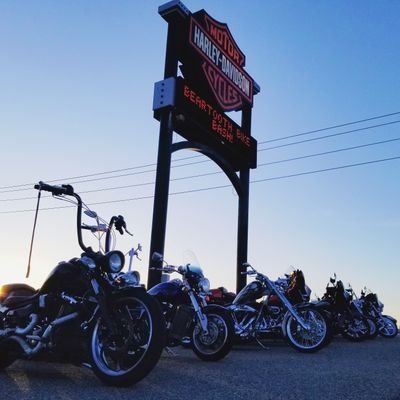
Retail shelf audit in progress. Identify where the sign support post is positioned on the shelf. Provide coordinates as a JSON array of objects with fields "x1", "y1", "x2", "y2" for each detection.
[
  {"x1": 148, "y1": 1, "x2": 260, "y2": 293},
  {"x1": 236, "y1": 105, "x2": 252, "y2": 293},
  {"x1": 147, "y1": 22, "x2": 180, "y2": 289}
]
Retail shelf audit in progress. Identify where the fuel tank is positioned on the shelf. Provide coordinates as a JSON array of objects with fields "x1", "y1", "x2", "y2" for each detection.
[
  {"x1": 148, "y1": 279, "x2": 185, "y2": 303},
  {"x1": 233, "y1": 280, "x2": 264, "y2": 305},
  {"x1": 39, "y1": 259, "x2": 88, "y2": 295}
]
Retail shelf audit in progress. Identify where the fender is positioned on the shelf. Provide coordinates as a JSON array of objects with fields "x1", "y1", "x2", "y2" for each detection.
[
  {"x1": 201, "y1": 304, "x2": 235, "y2": 336},
  {"x1": 94, "y1": 286, "x2": 148, "y2": 332},
  {"x1": 110, "y1": 285, "x2": 147, "y2": 298},
  {"x1": 203, "y1": 303, "x2": 230, "y2": 314},
  {"x1": 383, "y1": 314, "x2": 397, "y2": 324},
  {"x1": 349, "y1": 303, "x2": 365, "y2": 318}
]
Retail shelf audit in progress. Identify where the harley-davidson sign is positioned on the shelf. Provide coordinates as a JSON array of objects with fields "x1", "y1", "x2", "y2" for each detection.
[
  {"x1": 189, "y1": 10, "x2": 254, "y2": 112},
  {"x1": 153, "y1": 2, "x2": 259, "y2": 169}
]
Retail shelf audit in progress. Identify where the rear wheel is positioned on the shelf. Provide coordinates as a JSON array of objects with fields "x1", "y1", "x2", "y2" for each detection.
[
  {"x1": 89, "y1": 291, "x2": 165, "y2": 386},
  {"x1": 191, "y1": 306, "x2": 234, "y2": 361},
  {"x1": 285, "y1": 307, "x2": 329, "y2": 353}
]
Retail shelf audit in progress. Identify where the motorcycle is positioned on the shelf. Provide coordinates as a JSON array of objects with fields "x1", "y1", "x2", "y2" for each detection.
[
  {"x1": 346, "y1": 286, "x2": 378, "y2": 339},
  {"x1": 360, "y1": 288, "x2": 398, "y2": 338},
  {"x1": 315, "y1": 275, "x2": 370, "y2": 341},
  {"x1": 227, "y1": 264, "x2": 329, "y2": 353},
  {"x1": 148, "y1": 252, "x2": 234, "y2": 361},
  {"x1": 0, "y1": 182, "x2": 165, "y2": 386}
]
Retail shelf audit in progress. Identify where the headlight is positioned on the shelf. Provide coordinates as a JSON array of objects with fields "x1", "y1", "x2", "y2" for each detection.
[
  {"x1": 103, "y1": 251, "x2": 125, "y2": 273},
  {"x1": 198, "y1": 277, "x2": 210, "y2": 293},
  {"x1": 120, "y1": 271, "x2": 140, "y2": 286}
]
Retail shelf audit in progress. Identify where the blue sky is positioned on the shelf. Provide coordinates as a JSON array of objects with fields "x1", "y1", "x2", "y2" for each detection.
[{"x1": 0, "y1": 1, "x2": 399, "y2": 320}]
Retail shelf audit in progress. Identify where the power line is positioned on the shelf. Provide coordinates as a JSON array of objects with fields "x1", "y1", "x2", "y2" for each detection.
[
  {"x1": 0, "y1": 171, "x2": 221, "y2": 202},
  {"x1": 258, "y1": 120, "x2": 400, "y2": 152},
  {"x1": 0, "y1": 159, "x2": 210, "y2": 195},
  {"x1": 258, "y1": 136, "x2": 400, "y2": 166},
  {"x1": 2, "y1": 119, "x2": 398, "y2": 196},
  {"x1": 0, "y1": 154, "x2": 204, "y2": 191},
  {"x1": 2, "y1": 111, "x2": 399, "y2": 191},
  {"x1": 258, "y1": 111, "x2": 400, "y2": 145},
  {"x1": 2, "y1": 155, "x2": 399, "y2": 215},
  {"x1": 1, "y1": 136, "x2": 399, "y2": 203},
  {"x1": 252, "y1": 155, "x2": 400, "y2": 184}
]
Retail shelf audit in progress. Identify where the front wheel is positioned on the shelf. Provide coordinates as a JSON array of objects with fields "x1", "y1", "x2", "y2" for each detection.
[
  {"x1": 191, "y1": 306, "x2": 234, "y2": 361},
  {"x1": 89, "y1": 291, "x2": 165, "y2": 386},
  {"x1": 285, "y1": 307, "x2": 329, "y2": 353},
  {"x1": 342, "y1": 316, "x2": 370, "y2": 341},
  {"x1": 379, "y1": 316, "x2": 398, "y2": 338},
  {"x1": 0, "y1": 344, "x2": 16, "y2": 370}
]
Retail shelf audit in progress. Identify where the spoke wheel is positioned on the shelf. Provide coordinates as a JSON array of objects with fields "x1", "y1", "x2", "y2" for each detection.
[
  {"x1": 285, "y1": 308, "x2": 328, "y2": 353},
  {"x1": 90, "y1": 292, "x2": 164, "y2": 386},
  {"x1": 191, "y1": 306, "x2": 234, "y2": 361}
]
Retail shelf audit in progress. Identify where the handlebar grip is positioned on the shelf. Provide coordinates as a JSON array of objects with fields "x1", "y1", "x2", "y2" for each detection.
[{"x1": 34, "y1": 181, "x2": 74, "y2": 196}]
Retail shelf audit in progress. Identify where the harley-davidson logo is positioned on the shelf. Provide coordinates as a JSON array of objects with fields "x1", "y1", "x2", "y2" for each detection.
[{"x1": 189, "y1": 11, "x2": 254, "y2": 112}]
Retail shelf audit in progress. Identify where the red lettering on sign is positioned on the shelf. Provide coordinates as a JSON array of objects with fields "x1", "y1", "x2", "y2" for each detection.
[
  {"x1": 202, "y1": 62, "x2": 242, "y2": 111},
  {"x1": 182, "y1": 83, "x2": 248, "y2": 147},
  {"x1": 236, "y1": 128, "x2": 251, "y2": 147}
]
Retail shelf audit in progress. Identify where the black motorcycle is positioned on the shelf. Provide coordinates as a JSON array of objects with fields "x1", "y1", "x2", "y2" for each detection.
[
  {"x1": 0, "y1": 182, "x2": 164, "y2": 386},
  {"x1": 315, "y1": 275, "x2": 370, "y2": 341},
  {"x1": 360, "y1": 289, "x2": 398, "y2": 338},
  {"x1": 148, "y1": 253, "x2": 234, "y2": 361}
]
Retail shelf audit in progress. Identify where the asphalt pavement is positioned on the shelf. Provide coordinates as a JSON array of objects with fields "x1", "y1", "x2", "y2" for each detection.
[{"x1": 0, "y1": 336, "x2": 399, "y2": 400}]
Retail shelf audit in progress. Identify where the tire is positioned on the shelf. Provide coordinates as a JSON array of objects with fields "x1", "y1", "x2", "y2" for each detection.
[
  {"x1": 285, "y1": 307, "x2": 329, "y2": 353},
  {"x1": 0, "y1": 345, "x2": 15, "y2": 370},
  {"x1": 89, "y1": 291, "x2": 165, "y2": 386},
  {"x1": 191, "y1": 306, "x2": 234, "y2": 361},
  {"x1": 365, "y1": 317, "x2": 379, "y2": 339},
  {"x1": 379, "y1": 316, "x2": 398, "y2": 338},
  {"x1": 342, "y1": 316, "x2": 370, "y2": 341}
]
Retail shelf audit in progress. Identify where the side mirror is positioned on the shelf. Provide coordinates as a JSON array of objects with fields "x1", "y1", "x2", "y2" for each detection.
[{"x1": 84, "y1": 210, "x2": 98, "y2": 219}]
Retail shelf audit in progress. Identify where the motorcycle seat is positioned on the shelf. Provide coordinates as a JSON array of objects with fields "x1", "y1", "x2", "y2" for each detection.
[
  {"x1": 3, "y1": 292, "x2": 39, "y2": 307},
  {"x1": 0, "y1": 283, "x2": 38, "y2": 306}
]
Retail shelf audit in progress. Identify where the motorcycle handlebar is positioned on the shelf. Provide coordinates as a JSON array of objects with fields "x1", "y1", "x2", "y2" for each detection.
[
  {"x1": 81, "y1": 224, "x2": 108, "y2": 232},
  {"x1": 34, "y1": 181, "x2": 74, "y2": 196},
  {"x1": 35, "y1": 180, "x2": 90, "y2": 253},
  {"x1": 150, "y1": 265, "x2": 177, "y2": 273}
]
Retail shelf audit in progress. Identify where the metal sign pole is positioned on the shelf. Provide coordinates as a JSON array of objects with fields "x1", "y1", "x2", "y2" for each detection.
[
  {"x1": 236, "y1": 105, "x2": 252, "y2": 293},
  {"x1": 147, "y1": 22, "x2": 178, "y2": 289}
]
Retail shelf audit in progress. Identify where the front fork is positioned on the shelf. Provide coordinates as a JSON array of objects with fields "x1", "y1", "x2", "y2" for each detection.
[
  {"x1": 267, "y1": 280, "x2": 311, "y2": 330},
  {"x1": 188, "y1": 290, "x2": 208, "y2": 334},
  {"x1": 90, "y1": 278, "x2": 118, "y2": 335}
]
